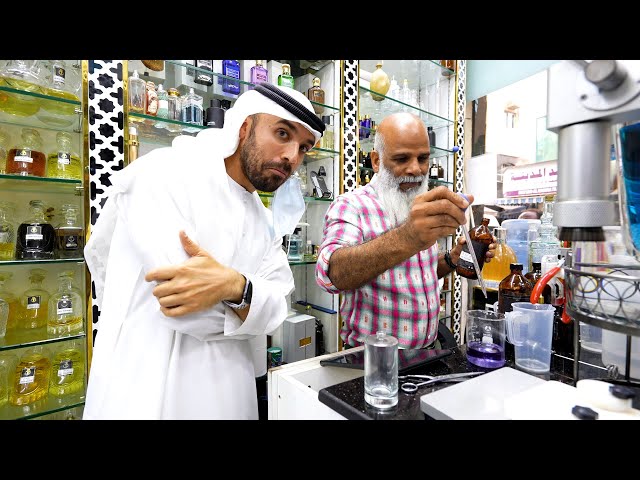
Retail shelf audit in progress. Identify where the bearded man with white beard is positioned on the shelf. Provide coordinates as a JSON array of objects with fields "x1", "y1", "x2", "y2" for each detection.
[{"x1": 316, "y1": 112, "x2": 496, "y2": 349}]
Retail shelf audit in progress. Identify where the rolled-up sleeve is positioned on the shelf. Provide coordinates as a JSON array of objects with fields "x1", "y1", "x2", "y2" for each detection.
[{"x1": 315, "y1": 195, "x2": 363, "y2": 294}]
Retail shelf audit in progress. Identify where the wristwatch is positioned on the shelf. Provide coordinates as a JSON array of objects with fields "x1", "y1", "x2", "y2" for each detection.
[
  {"x1": 444, "y1": 251, "x2": 458, "y2": 270},
  {"x1": 223, "y1": 275, "x2": 253, "y2": 310}
]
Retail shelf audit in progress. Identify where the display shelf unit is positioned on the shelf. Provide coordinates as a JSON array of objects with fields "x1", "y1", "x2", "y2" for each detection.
[{"x1": 0, "y1": 60, "x2": 90, "y2": 421}]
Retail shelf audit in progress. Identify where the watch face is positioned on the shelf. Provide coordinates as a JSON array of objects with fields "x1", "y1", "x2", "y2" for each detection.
[{"x1": 245, "y1": 279, "x2": 253, "y2": 304}]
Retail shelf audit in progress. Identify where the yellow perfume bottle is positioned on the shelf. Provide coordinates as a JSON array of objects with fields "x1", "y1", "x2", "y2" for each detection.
[
  {"x1": 37, "y1": 60, "x2": 81, "y2": 127},
  {"x1": 46, "y1": 131, "x2": 82, "y2": 180},
  {"x1": 17, "y1": 268, "x2": 49, "y2": 341},
  {"x1": 49, "y1": 339, "x2": 84, "y2": 397},
  {"x1": 0, "y1": 201, "x2": 16, "y2": 261},
  {"x1": 0, "y1": 271, "x2": 19, "y2": 338},
  {"x1": 0, "y1": 60, "x2": 43, "y2": 117},
  {"x1": 9, "y1": 345, "x2": 51, "y2": 406}
]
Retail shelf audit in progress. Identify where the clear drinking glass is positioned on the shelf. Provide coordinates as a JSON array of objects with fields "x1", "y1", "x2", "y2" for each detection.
[{"x1": 364, "y1": 331, "x2": 398, "y2": 409}]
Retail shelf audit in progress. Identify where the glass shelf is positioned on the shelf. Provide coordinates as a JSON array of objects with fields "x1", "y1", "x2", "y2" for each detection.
[
  {"x1": 0, "y1": 173, "x2": 82, "y2": 195},
  {"x1": 289, "y1": 260, "x2": 317, "y2": 266},
  {"x1": 359, "y1": 127, "x2": 454, "y2": 158},
  {"x1": 0, "y1": 85, "x2": 81, "y2": 106},
  {"x1": 258, "y1": 193, "x2": 333, "y2": 204},
  {"x1": 0, "y1": 332, "x2": 86, "y2": 353},
  {"x1": 129, "y1": 112, "x2": 205, "y2": 146},
  {"x1": 359, "y1": 60, "x2": 455, "y2": 91},
  {"x1": 440, "y1": 289, "x2": 452, "y2": 294},
  {"x1": 305, "y1": 147, "x2": 340, "y2": 162},
  {"x1": 0, "y1": 258, "x2": 84, "y2": 267},
  {"x1": 430, "y1": 179, "x2": 453, "y2": 186},
  {"x1": 0, "y1": 394, "x2": 85, "y2": 421},
  {"x1": 358, "y1": 86, "x2": 453, "y2": 129}
]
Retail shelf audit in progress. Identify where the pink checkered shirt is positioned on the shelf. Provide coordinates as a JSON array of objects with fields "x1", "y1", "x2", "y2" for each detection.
[{"x1": 315, "y1": 183, "x2": 441, "y2": 349}]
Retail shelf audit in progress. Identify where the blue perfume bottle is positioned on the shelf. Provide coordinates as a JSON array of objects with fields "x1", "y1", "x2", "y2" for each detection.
[{"x1": 222, "y1": 60, "x2": 240, "y2": 95}]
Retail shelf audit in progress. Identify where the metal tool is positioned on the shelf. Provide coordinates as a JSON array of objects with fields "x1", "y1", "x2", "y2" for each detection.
[
  {"x1": 400, "y1": 371, "x2": 485, "y2": 393},
  {"x1": 459, "y1": 193, "x2": 487, "y2": 298}
]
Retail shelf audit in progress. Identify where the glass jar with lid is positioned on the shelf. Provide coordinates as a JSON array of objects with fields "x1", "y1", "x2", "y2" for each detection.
[
  {"x1": 0, "y1": 201, "x2": 16, "y2": 261},
  {"x1": 0, "y1": 60, "x2": 43, "y2": 117},
  {"x1": 55, "y1": 203, "x2": 84, "y2": 259},
  {"x1": 47, "y1": 271, "x2": 84, "y2": 337},
  {"x1": 8, "y1": 345, "x2": 51, "y2": 406},
  {"x1": 36, "y1": 60, "x2": 81, "y2": 127},
  {"x1": 5, "y1": 128, "x2": 46, "y2": 177},
  {"x1": 16, "y1": 268, "x2": 49, "y2": 340},
  {"x1": 49, "y1": 339, "x2": 85, "y2": 398},
  {"x1": 15, "y1": 199, "x2": 55, "y2": 260},
  {"x1": 0, "y1": 126, "x2": 10, "y2": 174},
  {"x1": 46, "y1": 131, "x2": 82, "y2": 180}
]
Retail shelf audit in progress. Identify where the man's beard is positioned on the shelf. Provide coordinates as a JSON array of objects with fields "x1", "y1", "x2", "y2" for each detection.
[
  {"x1": 240, "y1": 126, "x2": 292, "y2": 192},
  {"x1": 372, "y1": 163, "x2": 429, "y2": 227}
]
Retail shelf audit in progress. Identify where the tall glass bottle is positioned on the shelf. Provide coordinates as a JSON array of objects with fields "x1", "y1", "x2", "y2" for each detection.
[
  {"x1": 48, "y1": 271, "x2": 83, "y2": 337},
  {"x1": 15, "y1": 200, "x2": 55, "y2": 260},
  {"x1": 0, "y1": 201, "x2": 16, "y2": 261},
  {"x1": 9, "y1": 345, "x2": 51, "y2": 406},
  {"x1": 497, "y1": 263, "x2": 533, "y2": 314},
  {"x1": 154, "y1": 83, "x2": 169, "y2": 128},
  {"x1": 278, "y1": 64, "x2": 295, "y2": 89},
  {"x1": 307, "y1": 77, "x2": 325, "y2": 114},
  {"x1": 483, "y1": 227, "x2": 518, "y2": 290},
  {"x1": 5, "y1": 128, "x2": 46, "y2": 177},
  {"x1": 37, "y1": 60, "x2": 81, "y2": 127},
  {"x1": 0, "y1": 60, "x2": 43, "y2": 117},
  {"x1": 222, "y1": 60, "x2": 241, "y2": 95},
  {"x1": 49, "y1": 339, "x2": 85, "y2": 398},
  {"x1": 46, "y1": 131, "x2": 82, "y2": 180},
  {"x1": 0, "y1": 126, "x2": 10, "y2": 174},
  {"x1": 249, "y1": 60, "x2": 268, "y2": 89},
  {"x1": 181, "y1": 88, "x2": 203, "y2": 126},
  {"x1": 17, "y1": 268, "x2": 49, "y2": 340},
  {"x1": 145, "y1": 81, "x2": 158, "y2": 116},
  {"x1": 456, "y1": 218, "x2": 493, "y2": 280},
  {"x1": 320, "y1": 116, "x2": 334, "y2": 150},
  {"x1": 55, "y1": 204, "x2": 84, "y2": 259},
  {"x1": 529, "y1": 199, "x2": 560, "y2": 267},
  {"x1": 0, "y1": 271, "x2": 19, "y2": 337},
  {"x1": 128, "y1": 69, "x2": 146, "y2": 114}
]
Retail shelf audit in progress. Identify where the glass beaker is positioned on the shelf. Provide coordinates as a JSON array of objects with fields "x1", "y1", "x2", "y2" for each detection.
[
  {"x1": 465, "y1": 310, "x2": 506, "y2": 369},
  {"x1": 364, "y1": 331, "x2": 398, "y2": 409}
]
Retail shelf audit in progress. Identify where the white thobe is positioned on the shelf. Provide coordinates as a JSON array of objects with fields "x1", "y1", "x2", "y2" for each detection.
[{"x1": 83, "y1": 131, "x2": 294, "y2": 420}]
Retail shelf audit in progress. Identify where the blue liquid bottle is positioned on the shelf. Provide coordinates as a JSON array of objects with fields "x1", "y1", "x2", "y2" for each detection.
[{"x1": 619, "y1": 123, "x2": 640, "y2": 255}]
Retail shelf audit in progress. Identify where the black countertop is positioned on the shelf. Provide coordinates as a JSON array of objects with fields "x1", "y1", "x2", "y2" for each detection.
[{"x1": 317, "y1": 345, "x2": 631, "y2": 420}]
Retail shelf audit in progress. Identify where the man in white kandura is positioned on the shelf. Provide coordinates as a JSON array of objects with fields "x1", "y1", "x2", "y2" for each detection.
[{"x1": 83, "y1": 83, "x2": 324, "y2": 419}]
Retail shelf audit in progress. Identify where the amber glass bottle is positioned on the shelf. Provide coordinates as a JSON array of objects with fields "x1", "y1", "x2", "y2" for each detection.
[
  {"x1": 498, "y1": 263, "x2": 533, "y2": 314},
  {"x1": 483, "y1": 227, "x2": 517, "y2": 289},
  {"x1": 456, "y1": 218, "x2": 493, "y2": 280},
  {"x1": 5, "y1": 128, "x2": 46, "y2": 177}
]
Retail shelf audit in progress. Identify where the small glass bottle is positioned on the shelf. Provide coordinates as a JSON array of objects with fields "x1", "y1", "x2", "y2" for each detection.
[
  {"x1": 46, "y1": 131, "x2": 82, "y2": 180},
  {"x1": 0, "y1": 271, "x2": 19, "y2": 337},
  {"x1": 5, "y1": 128, "x2": 46, "y2": 177},
  {"x1": 155, "y1": 83, "x2": 169, "y2": 127},
  {"x1": 456, "y1": 218, "x2": 493, "y2": 280},
  {"x1": 307, "y1": 77, "x2": 325, "y2": 114},
  {"x1": 9, "y1": 345, "x2": 51, "y2": 406},
  {"x1": 55, "y1": 204, "x2": 84, "y2": 259},
  {"x1": 278, "y1": 64, "x2": 295, "y2": 89},
  {"x1": 49, "y1": 339, "x2": 85, "y2": 398},
  {"x1": 48, "y1": 271, "x2": 83, "y2": 338},
  {"x1": 128, "y1": 69, "x2": 146, "y2": 114},
  {"x1": 166, "y1": 88, "x2": 182, "y2": 133},
  {"x1": 364, "y1": 331, "x2": 398, "y2": 409},
  {"x1": 0, "y1": 60, "x2": 43, "y2": 117},
  {"x1": 194, "y1": 60, "x2": 214, "y2": 86},
  {"x1": 15, "y1": 200, "x2": 56, "y2": 260},
  {"x1": 181, "y1": 87, "x2": 203, "y2": 125},
  {"x1": 529, "y1": 200, "x2": 560, "y2": 267},
  {"x1": 0, "y1": 126, "x2": 10, "y2": 174},
  {"x1": 222, "y1": 60, "x2": 241, "y2": 95},
  {"x1": 321, "y1": 116, "x2": 334, "y2": 150},
  {"x1": 128, "y1": 125, "x2": 139, "y2": 162},
  {"x1": 37, "y1": 60, "x2": 81, "y2": 127},
  {"x1": 437, "y1": 160, "x2": 445, "y2": 179},
  {"x1": 0, "y1": 201, "x2": 16, "y2": 261},
  {"x1": 429, "y1": 159, "x2": 439, "y2": 179},
  {"x1": 249, "y1": 60, "x2": 268, "y2": 89},
  {"x1": 427, "y1": 126, "x2": 436, "y2": 147},
  {"x1": 483, "y1": 227, "x2": 518, "y2": 290},
  {"x1": 17, "y1": 268, "x2": 49, "y2": 339},
  {"x1": 497, "y1": 263, "x2": 533, "y2": 314},
  {"x1": 145, "y1": 81, "x2": 158, "y2": 116},
  {"x1": 286, "y1": 228, "x2": 303, "y2": 262}
]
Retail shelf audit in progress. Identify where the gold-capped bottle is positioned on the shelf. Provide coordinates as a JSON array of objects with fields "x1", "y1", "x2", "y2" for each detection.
[
  {"x1": 9, "y1": 345, "x2": 51, "y2": 406},
  {"x1": 46, "y1": 131, "x2": 82, "y2": 180},
  {"x1": 49, "y1": 339, "x2": 84, "y2": 397},
  {"x1": 456, "y1": 218, "x2": 493, "y2": 280},
  {"x1": 48, "y1": 271, "x2": 83, "y2": 337},
  {"x1": 278, "y1": 64, "x2": 294, "y2": 89},
  {"x1": 307, "y1": 77, "x2": 325, "y2": 114}
]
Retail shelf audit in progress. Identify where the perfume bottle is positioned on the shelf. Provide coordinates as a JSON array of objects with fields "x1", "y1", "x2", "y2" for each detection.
[
  {"x1": 0, "y1": 354, "x2": 14, "y2": 406},
  {"x1": 307, "y1": 77, "x2": 325, "y2": 114},
  {"x1": 0, "y1": 271, "x2": 19, "y2": 337},
  {"x1": 48, "y1": 271, "x2": 83, "y2": 337},
  {"x1": 249, "y1": 60, "x2": 268, "y2": 89},
  {"x1": 320, "y1": 116, "x2": 334, "y2": 150},
  {"x1": 437, "y1": 161, "x2": 444, "y2": 179},
  {"x1": 429, "y1": 159, "x2": 439, "y2": 180},
  {"x1": 194, "y1": 60, "x2": 214, "y2": 86},
  {"x1": 427, "y1": 126, "x2": 436, "y2": 147},
  {"x1": 483, "y1": 227, "x2": 518, "y2": 290},
  {"x1": 55, "y1": 204, "x2": 84, "y2": 259},
  {"x1": 529, "y1": 199, "x2": 560, "y2": 268},
  {"x1": 46, "y1": 131, "x2": 82, "y2": 180},
  {"x1": 15, "y1": 200, "x2": 56, "y2": 260},
  {"x1": 0, "y1": 60, "x2": 43, "y2": 117},
  {"x1": 9, "y1": 345, "x2": 51, "y2": 406},
  {"x1": 222, "y1": 60, "x2": 241, "y2": 95},
  {"x1": 0, "y1": 126, "x2": 9, "y2": 174},
  {"x1": 155, "y1": 83, "x2": 169, "y2": 127},
  {"x1": 37, "y1": 60, "x2": 81, "y2": 127},
  {"x1": 128, "y1": 69, "x2": 146, "y2": 114},
  {"x1": 286, "y1": 228, "x2": 304, "y2": 262},
  {"x1": 145, "y1": 81, "x2": 158, "y2": 116},
  {"x1": 5, "y1": 128, "x2": 46, "y2": 177},
  {"x1": 49, "y1": 339, "x2": 85, "y2": 397},
  {"x1": 456, "y1": 218, "x2": 493, "y2": 280},
  {"x1": 181, "y1": 88, "x2": 203, "y2": 125},
  {"x1": 205, "y1": 99, "x2": 225, "y2": 129},
  {"x1": 17, "y1": 268, "x2": 49, "y2": 338},
  {"x1": 0, "y1": 201, "x2": 16, "y2": 261},
  {"x1": 128, "y1": 125, "x2": 139, "y2": 162},
  {"x1": 278, "y1": 64, "x2": 294, "y2": 89}
]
